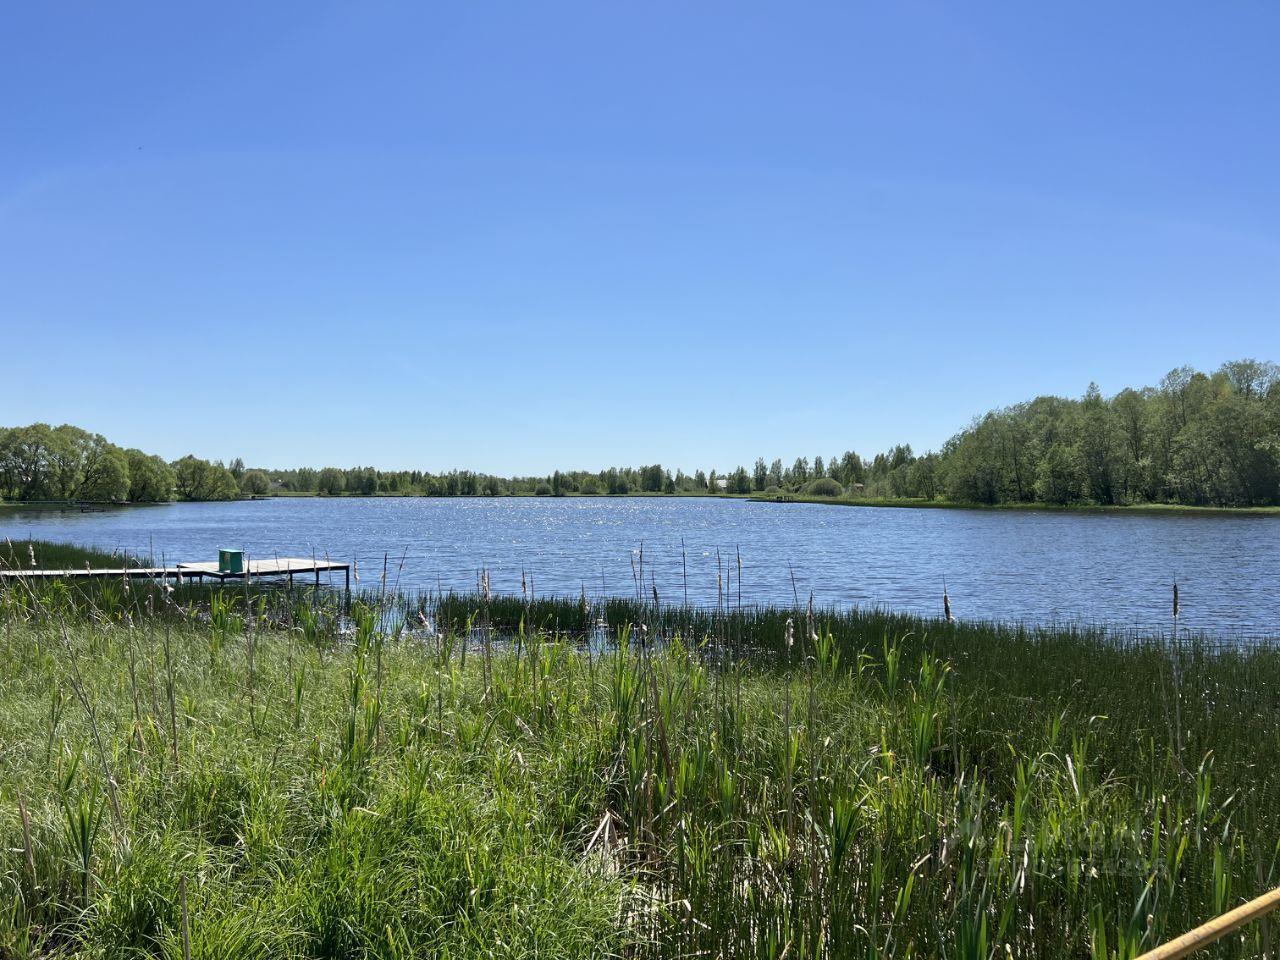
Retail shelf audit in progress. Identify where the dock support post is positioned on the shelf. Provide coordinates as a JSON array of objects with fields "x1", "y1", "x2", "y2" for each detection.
[{"x1": 345, "y1": 565, "x2": 350, "y2": 592}]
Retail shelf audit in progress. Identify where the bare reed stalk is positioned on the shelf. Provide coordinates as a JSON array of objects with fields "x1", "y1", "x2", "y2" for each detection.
[
  {"x1": 163, "y1": 620, "x2": 179, "y2": 765},
  {"x1": 180, "y1": 876, "x2": 192, "y2": 960},
  {"x1": 736, "y1": 546, "x2": 742, "y2": 611},
  {"x1": 126, "y1": 627, "x2": 147, "y2": 760},
  {"x1": 681, "y1": 537, "x2": 688, "y2": 607},
  {"x1": 61, "y1": 627, "x2": 125, "y2": 833},
  {"x1": 480, "y1": 567, "x2": 492, "y2": 701},
  {"x1": 1172, "y1": 580, "x2": 1184, "y2": 763},
  {"x1": 17, "y1": 788, "x2": 36, "y2": 888}
]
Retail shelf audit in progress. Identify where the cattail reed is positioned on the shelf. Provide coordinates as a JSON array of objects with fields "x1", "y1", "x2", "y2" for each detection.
[{"x1": 2, "y1": 562, "x2": 1278, "y2": 960}]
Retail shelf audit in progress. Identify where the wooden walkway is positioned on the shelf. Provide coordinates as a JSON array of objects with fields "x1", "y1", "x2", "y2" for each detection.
[{"x1": 0, "y1": 557, "x2": 350, "y2": 589}]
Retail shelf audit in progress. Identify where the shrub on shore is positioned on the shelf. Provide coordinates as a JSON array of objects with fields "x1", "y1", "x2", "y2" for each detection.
[{"x1": 803, "y1": 476, "x2": 844, "y2": 497}]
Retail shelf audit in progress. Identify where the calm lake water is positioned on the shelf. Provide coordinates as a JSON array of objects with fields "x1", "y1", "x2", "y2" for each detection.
[{"x1": 2, "y1": 497, "x2": 1277, "y2": 636}]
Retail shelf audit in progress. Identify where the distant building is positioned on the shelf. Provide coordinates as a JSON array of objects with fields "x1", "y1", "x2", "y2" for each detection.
[{"x1": 715, "y1": 477, "x2": 729, "y2": 491}]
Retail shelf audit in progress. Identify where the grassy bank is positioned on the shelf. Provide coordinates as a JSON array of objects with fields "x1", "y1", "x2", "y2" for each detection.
[
  {"x1": 749, "y1": 493, "x2": 1280, "y2": 516},
  {"x1": 1, "y1": 539, "x2": 139, "y2": 571},
  {"x1": 2, "y1": 583, "x2": 1278, "y2": 957}
]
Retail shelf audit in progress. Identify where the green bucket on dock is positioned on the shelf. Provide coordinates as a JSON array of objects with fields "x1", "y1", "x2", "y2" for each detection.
[{"x1": 218, "y1": 549, "x2": 244, "y2": 574}]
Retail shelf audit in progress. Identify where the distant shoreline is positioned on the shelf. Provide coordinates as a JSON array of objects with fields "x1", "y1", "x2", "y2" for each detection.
[
  {"x1": 744, "y1": 494, "x2": 1280, "y2": 517},
  {"x1": 6, "y1": 492, "x2": 1279, "y2": 517}
]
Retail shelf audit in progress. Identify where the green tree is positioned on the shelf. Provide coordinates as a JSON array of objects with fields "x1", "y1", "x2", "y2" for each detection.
[
  {"x1": 125, "y1": 449, "x2": 176, "y2": 502},
  {"x1": 240, "y1": 469, "x2": 271, "y2": 496},
  {"x1": 1075, "y1": 384, "x2": 1123, "y2": 503},
  {"x1": 640, "y1": 464, "x2": 666, "y2": 493},
  {"x1": 768, "y1": 459, "x2": 784, "y2": 487},
  {"x1": 172, "y1": 456, "x2": 238, "y2": 500},
  {"x1": 940, "y1": 420, "x2": 1003, "y2": 504},
  {"x1": 790, "y1": 457, "x2": 809, "y2": 486},
  {"x1": 316, "y1": 467, "x2": 345, "y2": 496},
  {"x1": 79, "y1": 440, "x2": 130, "y2": 501},
  {"x1": 835, "y1": 451, "x2": 863, "y2": 486},
  {"x1": 0, "y1": 424, "x2": 58, "y2": 499},
  {"x1": 1034, "y1": 444, "x2": 1081, "y2": 504},
  {"x1": 47, "y1": 425, "x2": 91, "y2": 498}
]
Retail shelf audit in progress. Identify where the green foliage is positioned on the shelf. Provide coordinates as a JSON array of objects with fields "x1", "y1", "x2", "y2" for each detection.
[
  {"x1": 940, "y1": 361, "x2": 1280, "y2": 507},
  {"x1": 803, "y1": 476, "x2": 844, "y2": 497},
  {"x1": 2, "y1": 584, "x2": 1278, "y2": 957},
  {"x1": 172, "y1": 455, "x2": 239, "y2": 501},
  {"x1": 5, "y1": 358, "x2": 1275, "y2": 508},
  {"x1": 78, "y1": 436, "x2": 130, "y2": 502},
  {"x1": 239, "y1": 469, "x2": 271, "y2": 496},
  {"x1": 124, "y1": 449, "x2": 176, "y2": 501},
  {"x1": 753, "y1": 457, "x2": 768, "y2": 490},
  {"x1": 0, "y1": 424, "x2": 137, "y2": 502},
  {"x1": 316, "y1": 467, "x2": 345, "y2": 496},
  {"x1": 0, "y1": 539, "x2": 136, "y2": 570}
]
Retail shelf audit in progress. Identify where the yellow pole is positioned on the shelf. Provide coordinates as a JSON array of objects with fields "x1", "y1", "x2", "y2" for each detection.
[{"x1": 1136, "y1": 887, "x2": 1280, "y2": 960}]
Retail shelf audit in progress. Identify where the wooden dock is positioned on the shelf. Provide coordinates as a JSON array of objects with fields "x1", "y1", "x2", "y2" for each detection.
[{"x1": 0, "y1": 557, "x2": 351, "y2": 589}]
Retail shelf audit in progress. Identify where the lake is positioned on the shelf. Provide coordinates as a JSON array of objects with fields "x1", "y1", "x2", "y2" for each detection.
[{"x1": 2, "y1": 497, "x2": 1277, "y2": 636}]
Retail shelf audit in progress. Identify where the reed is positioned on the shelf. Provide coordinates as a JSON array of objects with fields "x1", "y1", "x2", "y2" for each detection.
[
  {"x1": 0, "y1": 538, "x2": 137, "y2": 571},
  {"x1": 1, "y1": 581, "x2": 1278, "y2": 958}
]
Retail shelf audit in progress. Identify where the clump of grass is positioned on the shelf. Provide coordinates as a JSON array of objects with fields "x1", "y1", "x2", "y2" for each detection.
[
  {"x1": 436, "y1": 591, "x2": 595, "y2": 634},
  {"x1": 1, "y1": 582, "x2": 1278, "y2": 957}
]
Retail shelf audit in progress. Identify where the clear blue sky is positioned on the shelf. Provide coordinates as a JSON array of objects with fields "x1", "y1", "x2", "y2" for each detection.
[{"x1": 3, "y1": 2, "x2": 1277, "y2": 474}]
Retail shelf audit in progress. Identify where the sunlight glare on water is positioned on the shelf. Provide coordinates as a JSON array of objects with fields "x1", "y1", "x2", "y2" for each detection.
[{"x1": 2, "y1": 497, "x2": 1277, "y2": 636}]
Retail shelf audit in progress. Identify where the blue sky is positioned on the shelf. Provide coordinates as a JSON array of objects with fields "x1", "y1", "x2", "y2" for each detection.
[{"x1": 2, "y1": 2, "x2": 1277, "y2": 474}]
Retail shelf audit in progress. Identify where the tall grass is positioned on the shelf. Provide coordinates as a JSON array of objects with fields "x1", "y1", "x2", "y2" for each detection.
[
  {"x1": 0, "y1": 538, "x2": 138, "y2": 571},
  {"x1": 1, "y1": 581, "x2": 1277, "y2": 957}
]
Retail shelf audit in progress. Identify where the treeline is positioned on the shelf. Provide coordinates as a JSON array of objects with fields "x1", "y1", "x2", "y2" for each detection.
[
  {"x1": 3, "y1": 360, "x2": 1275, "y2": 507},
  {"x1": 263, "y1": 457, "x2": 872, "y2": 498},
  {"x1": 937, "y1": 359, "x2": 1280, "y2": 507},
  {"x1": 0, "y1": 424, "x2": 179, "y2": 503},
  {"x1": 0, "y1": 422, "x2": 864, "y2": 503},
  {"x1": 0, "y1": 424, "x2": 265, "y2": 503}
]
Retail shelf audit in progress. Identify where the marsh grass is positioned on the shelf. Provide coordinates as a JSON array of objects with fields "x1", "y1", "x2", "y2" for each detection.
[
  {"x1": 0, "y1": 539, "x2": 138, "y2": 571},
  {"x1": 1, "y1": 580, "x2": 1278, "y2": 958}
]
